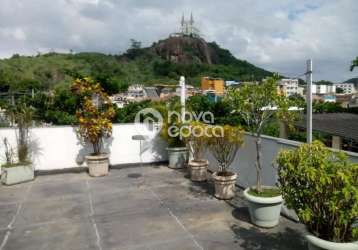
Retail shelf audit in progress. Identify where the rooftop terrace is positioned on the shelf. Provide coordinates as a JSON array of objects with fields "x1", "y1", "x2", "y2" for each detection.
[{"x1": 0, "y1": 165, "x2": 306, "y2": 250}]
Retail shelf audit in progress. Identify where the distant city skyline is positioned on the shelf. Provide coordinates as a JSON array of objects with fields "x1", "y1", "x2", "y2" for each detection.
[{"x1": 0, "y1": 0, "x2": 357, "y2": 82}]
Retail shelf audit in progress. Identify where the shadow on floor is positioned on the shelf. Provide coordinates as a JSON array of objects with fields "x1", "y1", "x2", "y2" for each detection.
[
  {"x1": 231, "y1": 224, "x2": 307, "y2": 250},
  {"x1": 231, "y1": 206, "x2": 252, "y2": 224},
  {"x1": 188, "y1": 180, "x2": 216, "y2": 200}
]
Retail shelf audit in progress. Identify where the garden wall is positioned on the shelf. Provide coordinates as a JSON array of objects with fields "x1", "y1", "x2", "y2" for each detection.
[
  {"x1": 0, "y1": 124, "x2": 167, "y2": 173},
  {"x1": 1, "y1": 124, "x2": 358, "y2": 177},
  {"x1": 206, "y1": 132, "x2": 358, "y2": 188}
]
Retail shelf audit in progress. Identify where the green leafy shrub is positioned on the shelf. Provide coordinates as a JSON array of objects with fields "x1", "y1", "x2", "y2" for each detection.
[
  {"x1": 114, "y1": 100, "x2": 152, "y2": 123},
  {"x1": 277, "y1": 141, "x2": 358, "y2": 243},
  {"x1": 71, "y1": 77, "x2": 115, "y2": 155}
]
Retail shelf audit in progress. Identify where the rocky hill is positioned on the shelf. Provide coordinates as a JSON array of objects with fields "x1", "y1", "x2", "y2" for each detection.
[
  {"x1": 152, "y1": 36, "x2": 214, "y2": 64},
  {"x1": 0, "y1": 35, "x2": 272, "y2": 93}
]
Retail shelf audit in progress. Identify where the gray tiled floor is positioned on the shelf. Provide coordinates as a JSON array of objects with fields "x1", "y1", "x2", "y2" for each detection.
[{"x1": 0, "y1": 165, "x2": 307, "y2": 250}]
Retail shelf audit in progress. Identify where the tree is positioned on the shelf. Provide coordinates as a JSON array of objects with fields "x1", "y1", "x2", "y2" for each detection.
[
  {"x1": 350, "y1": 56, "x2": 358, "y2": 71},
  {"x1": 226, "y1": 75, "x2": 297, "y2": 192},
  {"x1": 315, "y1": 80, "x2": 334, "y2": 85},
  {"x1": 125, "y1": 39, "x2": 143, "y2": 59},
  {"x1": 130, "y1": 39, "x2": 142, "y2": 50},
  {"x1": 336, "y1": 87, "x2": 344, "y2": 94},
  {"x1": 288, "y1": 93, "x2": 305, "y2": 106}
]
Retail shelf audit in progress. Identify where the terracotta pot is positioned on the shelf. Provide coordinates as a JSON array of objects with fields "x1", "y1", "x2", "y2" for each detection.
[
  {"x1": 212, "y1": 171, "x2": 237, "y2": 200},
  {"x1": 86, "y1": 154, "x2": 109, "y2": 177},
  {"x1": 188, "y1": 159, "x2": 208, "y2": 182},
  {"x1": 243, "y1": 187, "x2": 283, "y2": 228}
]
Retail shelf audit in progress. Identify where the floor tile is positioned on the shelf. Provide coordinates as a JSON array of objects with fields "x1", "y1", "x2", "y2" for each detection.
[{"x1": 3, "y1": 219, "x2": 98, "y2": 250}]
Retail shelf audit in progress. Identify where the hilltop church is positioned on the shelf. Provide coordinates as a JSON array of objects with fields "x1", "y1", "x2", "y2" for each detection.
[{"x1": 171, "y1": 13, "x2": 200, "y2": 38}]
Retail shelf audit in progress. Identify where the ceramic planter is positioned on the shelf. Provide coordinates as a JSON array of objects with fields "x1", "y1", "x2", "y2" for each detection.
[
  {"x1": 167, "y1": 147, "x2": 188, "y2": 169},
  {"x1": 86, "y1": 154, "x2": 109, "y2": 177},
  {"x1": 306, "y1": 233, "x2": 358, "y2": 250},
  {"x1": 243, "y1": 187, "x2": 283, "y2": 228},
  {"x1": 212, "y1": 171, "x2": 237, "y2": 200},
  {"x1": 188, "y1": 159, "x2": 208, "y2": 182},
  {"x1": 1, "y1": 165, "x2": 34, "y2": 185}
]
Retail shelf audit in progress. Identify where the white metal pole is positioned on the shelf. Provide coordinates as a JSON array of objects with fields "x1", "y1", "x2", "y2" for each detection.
[
  {"x1": 180, "y1": 76, "x2": 186, "y2": 122},
  {"x1": 306, "y1": 59, "x2": 313, "y2": 143}
]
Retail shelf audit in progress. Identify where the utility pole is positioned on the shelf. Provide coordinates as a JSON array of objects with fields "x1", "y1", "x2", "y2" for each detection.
[
  {"x1": 11, "y1": 92, "x2": 15, "y2": 105},
  {"x1": 180, "y1": 76, "x2": 186, "y2": 122},
  {"x1": 306, "y1": 59, "x2": 313, "y2": 143}
]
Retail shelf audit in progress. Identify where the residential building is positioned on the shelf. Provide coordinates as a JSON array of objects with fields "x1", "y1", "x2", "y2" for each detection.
[
  {"x1": 296, "y1": 113, "x2": 358, "y2": 152},
  {"x1": 201, "y1": 77, "x2": 225, "y2": 95},
  {"x1": 312, "y1": 84, "x2": 336, "y2": 95},
  {"x1": 323, "y1": 95, "x2": 336, "y2": 103},
  {"x1": 159, "y1": 87, "x2": 176, "y2": 100},
  {"x1": 334, "y1": 83, "x2": 356, "y2": 94},
  {"x1": 143, "y1": 87, "x2": 160, "y2": 100},
  {"x1": 127, "y1": 84, "x2": 144, "y2": 99},
  {"x1": 175, "y1": 84, "x2": 196, "y2": 98},
  {"x1": 278, "y1": 79, "x2": 299, "y2": 97},
  {"x1": 225, "y1": 81, "x2": 240, "y2": 87}
]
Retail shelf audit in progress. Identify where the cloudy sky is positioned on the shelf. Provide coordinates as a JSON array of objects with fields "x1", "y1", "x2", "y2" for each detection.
[{"x1": 1, "y1": 0, "x2": 357, "y2": 82}]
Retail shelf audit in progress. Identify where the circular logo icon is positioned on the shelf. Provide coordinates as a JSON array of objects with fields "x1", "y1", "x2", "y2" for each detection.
[{"x1": 134, "y1": 108, "x2": 163, "y2": 139}]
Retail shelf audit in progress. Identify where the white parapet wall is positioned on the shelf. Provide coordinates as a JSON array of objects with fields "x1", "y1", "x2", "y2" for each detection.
[
  {"x1": 0, "y1": 123, "x2": 168, "y2": 173},
  {"x1": 205, "y1": 132, "x2": 358, "y2": 221},
  {"x1": 206, "y1": 132, "x2": 358, "y2": 188},
  {"x1": 2, "y1": 124, "x2": 358, "y2": 176}
]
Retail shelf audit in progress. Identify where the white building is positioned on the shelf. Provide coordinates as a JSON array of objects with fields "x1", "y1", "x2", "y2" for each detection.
[
  {"x1": 278, "y1": 79, "x2": 299, "y2": 96},
  {"x1": 312, "y1": 84, "x2": 336, "y2": 95},
  {"x1": 334, "y1": 83, "x2": 356, "y2": 94},
  {"x1": 127, "y1": 84, "x2": 144, "y2": 99}
]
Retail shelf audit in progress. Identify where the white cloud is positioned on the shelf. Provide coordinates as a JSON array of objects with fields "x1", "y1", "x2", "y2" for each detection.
[
  {"x1": 0, "y1": 27, "x2": 26, "y2": 41},
  {"x1": 0, "y1": 0, "x2": 357, "y2": 81}
]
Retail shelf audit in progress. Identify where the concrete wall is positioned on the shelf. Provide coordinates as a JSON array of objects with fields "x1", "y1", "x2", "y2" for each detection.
[
  {"x1": 2, "y1": 124, "x2": 357, "y2": 176},
  {"x1": 206, "y1": 133, "x2": 358, "y2": 188},
  {"x1": 0, "y1": 124, "x2": 168, "y2": 173},
  {"x1": 205, "y1": 133, "x2": 358, "y2": 220}
]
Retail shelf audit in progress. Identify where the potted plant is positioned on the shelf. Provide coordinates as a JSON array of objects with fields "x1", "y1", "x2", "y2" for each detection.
[
  {"x1": 159, "y1": 97, "x2": 188, "y2": 169},
  {"x1": 1, "y1": 102, "x2": 34, "y2": 185},
  {"x1": 185, "y1": 121, "x2": 209, "y2": 182},
  {"x1": 71, "y1": 77, "x2": 115, "y2": 177},
  {"x1": 277, "y1": 141, "x2": 358, "y2": 250},
  {"x1": 227, "y1": 75, "x2": 297, "y2": 227},
  {"x1": 207, "y1": 125, "x2": 243, "y2": 199}
]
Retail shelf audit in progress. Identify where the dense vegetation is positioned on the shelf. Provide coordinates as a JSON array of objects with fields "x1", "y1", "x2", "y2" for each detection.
[{"x1": 0, "y1": 37, "x2": 272, "y2": 95}]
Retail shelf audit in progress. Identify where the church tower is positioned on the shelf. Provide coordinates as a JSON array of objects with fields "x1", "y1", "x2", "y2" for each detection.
[
  {"x1": 189, "y1": 13, "x2": 194, "y2": 35},
  {"x1": 176, "y1": 13, "x2": 200, "y2": 38},
  {"x1": 181, "y1": 13, "x2": 185, "y2": 34}
]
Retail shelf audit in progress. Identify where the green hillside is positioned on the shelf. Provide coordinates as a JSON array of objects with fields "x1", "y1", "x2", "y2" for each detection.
[{"x1": 0, "y1": 36, "x2": 272, "y2": 94}]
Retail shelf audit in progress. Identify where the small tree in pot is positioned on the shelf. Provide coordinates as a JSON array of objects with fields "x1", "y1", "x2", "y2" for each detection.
[
  {"x1": 158, "y1": 97, "x2": 188, "y2": 169},
  {"x1": 184, "y1": 121, "x2": 209, "y2": 182},
  {"x1": 2, "y1": 101, "x2": 34, "y2": 185},
  {"x1": 226, "y1": 75, "x2": 298, "y2": 227},
  {"x1": 208, "y1": 125, "x2": 244, "y2": 200},
  {"x1": 71, "y1": 77, "x2": 115, "y2": 177},
  {"x1": 277, "y1": 141, "x2": 358, "y2": 250}
]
